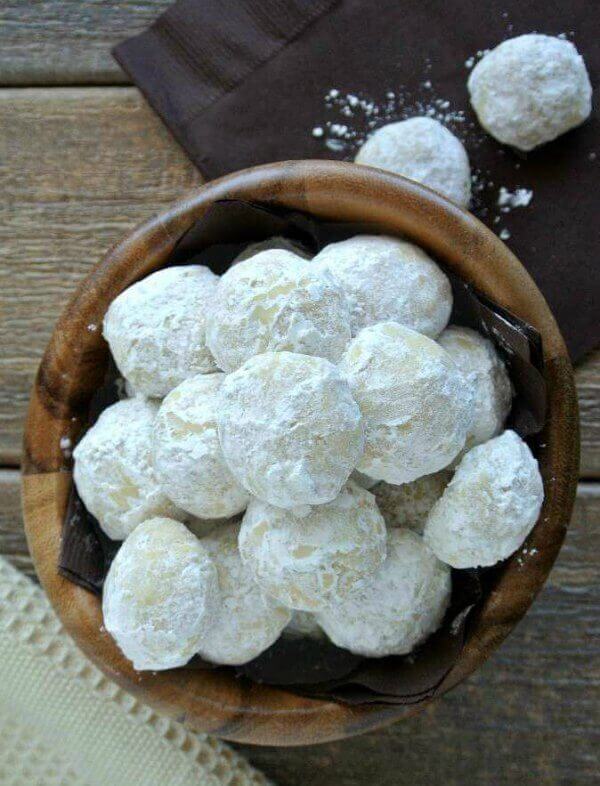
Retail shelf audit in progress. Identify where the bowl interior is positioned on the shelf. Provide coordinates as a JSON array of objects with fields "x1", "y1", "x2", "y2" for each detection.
[{"x1": 22, "y1": 160, "x2": 579, "y2": 746}]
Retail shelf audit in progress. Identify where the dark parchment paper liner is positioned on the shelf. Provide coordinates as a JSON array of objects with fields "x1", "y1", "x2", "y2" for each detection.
[{"x1": 59, "y1": 200, "x2": 546, "y2": 705}]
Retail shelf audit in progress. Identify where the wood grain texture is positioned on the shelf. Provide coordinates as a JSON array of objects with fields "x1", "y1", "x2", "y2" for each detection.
[
  {"x1": 576, "y1": 350, "x2": 600, "y2": 477},
  {"x1": 2, "y1": 470, "x2": 598, "y2": 779},
  {"x1": 0, "y1": 87, "x2": 597, "y2": 470},
  {"x1": 0, "y1": 87, "x2": 201, "y2": 464},
  {"x1": 0, "y1": 1, "x2": 170, "y2": 85},
  {"x1": 0, "y1": 470, "x2": 33, "y2": 577}
]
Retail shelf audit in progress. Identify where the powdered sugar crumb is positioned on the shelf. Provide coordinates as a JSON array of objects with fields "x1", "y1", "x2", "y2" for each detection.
[
  {"x1": 498, "y1": 186, "x2": 534, "y2": 208},
  {"x1": 60, "y1": 436, "x2": 72, "y2": 458},
  {"x1": 314, "y1": 81, "x2": 469, "y2": 160}
]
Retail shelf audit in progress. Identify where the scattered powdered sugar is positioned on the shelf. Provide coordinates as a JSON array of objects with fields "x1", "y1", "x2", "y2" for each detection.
[
  {"x1": 314, "y1": 83, "x2": 469, "y2": 157},
  {"x1": 464, "y1": 49, "x2": 491, "y2": 70},
  {"x1": 308, "y1": 72, "x2": 514, "y2": 238},
  {"x1": 516, "y1": 545, "x2": 539, "y2": 567},
  {"x1": 308, "y1": 22, "x2": 584, "y2": 250},
  {"x1": 497, "y1": 186, "x2": 534, "y2": 208},
  {"x1": 59, "y1": 436, "x2": 72, "y2": 458}
]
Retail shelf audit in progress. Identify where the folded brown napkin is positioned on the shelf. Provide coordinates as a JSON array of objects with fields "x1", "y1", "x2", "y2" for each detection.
[{"x1": 114, "y1": 0, "x2": 599, "y2": 361}]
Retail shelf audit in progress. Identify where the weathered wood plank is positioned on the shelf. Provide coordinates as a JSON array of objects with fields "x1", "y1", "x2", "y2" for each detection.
[
  {"x1": 1, "y1": 472, "x2": 598, "y2": 782},
  {"x1": 0, "y1": 87, "x2": 201, "y2": 464},
  {"x1": 576, "y1": 351, "x2": 600, "y2": 477},
  {"x1": 0, "y1": 1, "x2": 169, "y2": 85},
  {"x1": 0, "y1": 87, "x2": 598, "y2": 475},
  {"x1": 0, "y1": 470, "x2": 33, "y2": 577}
]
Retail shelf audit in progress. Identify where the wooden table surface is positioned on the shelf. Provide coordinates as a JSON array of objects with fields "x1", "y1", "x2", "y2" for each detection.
[{"x1": 1, "y1": 3, "x2": 598, "y2": 783}]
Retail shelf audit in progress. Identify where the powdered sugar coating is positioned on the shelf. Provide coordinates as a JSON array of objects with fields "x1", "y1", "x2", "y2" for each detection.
[
  {"x1": 206, "y1": 250, "x2": 352, "y2": 372},
  {"x1": 153, "y1": 373, "x2": 250, "y2": 520},
  {"x1": 316, "y1": 528, "x2": 451, "y2": 657},
  {"x1": 373, "y1": 470, "x2": 452, "y2": 534},
  {"x1": 284, "y1": 611, "x2": 324, "y2": 639},
  {"x1": 103, "y1": 518, "x2": 219, "y2": 671},
  {"x1": 196, "y1": 524, "x2": 290, "y2": 665},
  {"x1": 438, "y1": 325, "x2": 513, "y2": 450},
  {"x1": 424, "y1": 430, "x2": 544, "y2": 568},
  {"x1": 73, "y1": 398, "x2": 181, "y2": 540},
  {"x1": 239, "y1": 482, "x2": 387, "y2": 611},
  {"x1": 355, "y1": 117, "x2": 471, "y2": 207},
  {"x1": 314, "y1": 235, "x2": 452, "y2": 337},
  {"x1": 217, "y1": 351, "x2": 364, "y2": 509},
  {"x1": 468, "y1": 34, "x2": 592, "y2": 151},
  {"x1": 340, "y1": 322, "x2": 473, "y2": 484},
  {"x1": 234, "y1": 236, "x2": 312, "y2": 263},
  {"x1": 103, "y1": 265, "x2": 219, "y2": 398}
]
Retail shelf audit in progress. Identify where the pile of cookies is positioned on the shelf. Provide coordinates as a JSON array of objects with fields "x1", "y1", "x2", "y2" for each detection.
[{"x1": 72, "y1": 233, "x2": 544, "y2": 672}]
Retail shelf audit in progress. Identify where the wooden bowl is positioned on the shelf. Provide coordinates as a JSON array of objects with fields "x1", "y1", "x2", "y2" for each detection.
[{"x1": 22, "y1": 160, "x2": 579, "y2": 746}]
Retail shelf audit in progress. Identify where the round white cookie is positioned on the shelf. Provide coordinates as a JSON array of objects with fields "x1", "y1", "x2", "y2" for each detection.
[
  {"x1": 73, "y1": 398, "x2": 180, "y2": 540},
  {"x1": 316, "y1": 528, "x2": 451, "y2": 657},
  {"x1": 206, "y1": 249, "x2": 352, "y2": 372},
  {"x1": 239, "y1": 482, "x2": 387, "y2": 611},
  {"x1": 103, "y1": 265, "x2": 218, "y2": 398},
  {"x1": 103, "y1": 518, "x2": 219, "y2": 671},
  {"x1": 234, "y1": 236, "x2": 312, "y2": 263},
  {"x1": 153, "y1": 373, "x2": 250, "y2": 520},
  {"x1": 468, "y1": 34, "x2": 592, "y2": 151},
  {"x1": 424, "y1": 430, "x2": 544, "y2": 568},
  {"x1": 196, "y1": 524, "x2": 291, "y2": 665},
  {"x1": 355, "y1": 117, "x2": 471, "y2": 207},
  {"x1": 314, "y1": 235, "x2": 452, "y2": 337},
  {"x1": 373, "y1": 470, "x2": 452, "y2": 534},
  {"x1": 340, "y1": 322, "x2": 473, "y2": 484},
  {"x1": 217, "y1": 351, "x2": 364, "y2": 509},
  {"x1": 283, "y1": 611, "x2": 324, "y2": 639},
  {"x1": 438, "y1": 326, "x2": 512, "y2": 450}
]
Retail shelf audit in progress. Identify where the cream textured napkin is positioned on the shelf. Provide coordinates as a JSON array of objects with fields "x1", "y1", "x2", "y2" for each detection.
[{"x1": 0, "y1": 556, "x2": 271, "y2": 786}]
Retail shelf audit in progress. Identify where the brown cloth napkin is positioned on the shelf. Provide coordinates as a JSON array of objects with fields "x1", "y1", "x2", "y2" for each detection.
[{"x1": 114, "y1": 0, "x2": 599, "y2": 362}]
